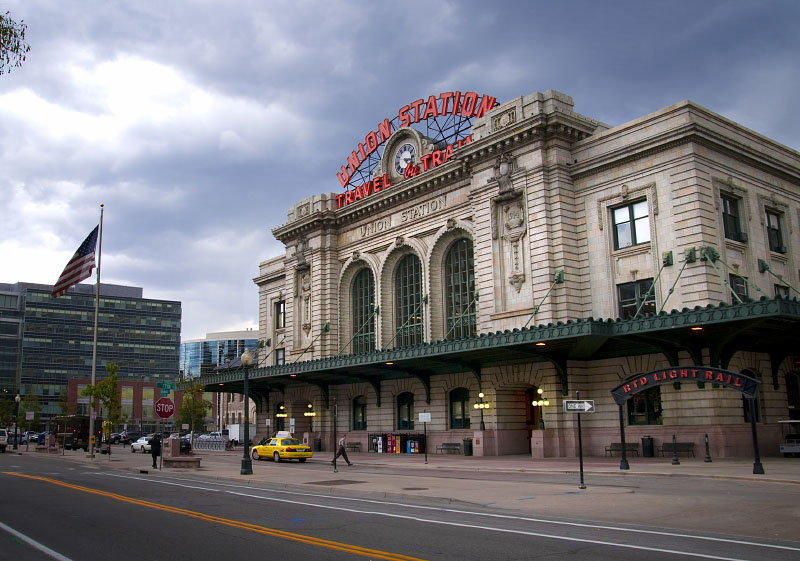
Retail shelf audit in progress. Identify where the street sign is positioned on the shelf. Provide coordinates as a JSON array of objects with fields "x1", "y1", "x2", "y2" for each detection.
[
  {"x1": 157, "y1": 381, "x2": 176, "y2": 390},
  {"x1": 563, "y1": 399, "x2": 595, "y2": 413},
  {"x1": 155, "y1": 397, "x2": 175, "y2": 419},
  {"x1": 418, "y1": 412, "x2": 431, "y2": 423},
  {"x1": 160, "y1": 389, "x2": 171, "y2": 397}
]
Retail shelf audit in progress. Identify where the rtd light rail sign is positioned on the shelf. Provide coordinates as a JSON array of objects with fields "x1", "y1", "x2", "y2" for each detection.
[{"x1": 155, "y1": 397, "x2": 175, "y2": 419}]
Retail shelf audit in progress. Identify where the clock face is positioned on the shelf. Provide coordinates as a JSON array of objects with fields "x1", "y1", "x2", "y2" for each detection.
[{"x1": 394, "y1": 143, "x2": 416, "y2": 175}]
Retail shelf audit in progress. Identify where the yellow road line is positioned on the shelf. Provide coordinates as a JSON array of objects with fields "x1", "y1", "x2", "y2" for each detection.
[{"x1": 4, "y1": 472, "x2": 428, "y2": 561}]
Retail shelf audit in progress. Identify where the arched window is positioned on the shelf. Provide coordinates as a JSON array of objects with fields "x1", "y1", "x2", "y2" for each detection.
[
  {"x1": 352, "y1": 395, "x2": 367, "y2": 430},
  {"x1": 397, "y1": 392, "x2": 414, "y2": 430},
  {"x1": 627, "y1": 386, "x2": 662, "y2": 425},
  {"x1": 394, "y1": 254, "x2": 423, "y2": 347},
  {"x1": 275, "y1": 402, "x2": 286, "y2": 432},
  {"x1": 449, "y1": 387, "x2": 470, "y2": 429},
  {"x1": 444, "y1": 239, "x2": 476, "y2": 340},
  {"x1": 352, "y1": 269, "x2": 376, "y2": 353}
]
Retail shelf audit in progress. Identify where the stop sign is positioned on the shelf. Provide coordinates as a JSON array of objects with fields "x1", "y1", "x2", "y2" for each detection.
[{"x1": 155, "y1": 397, "x2": 175, "y2": 419}]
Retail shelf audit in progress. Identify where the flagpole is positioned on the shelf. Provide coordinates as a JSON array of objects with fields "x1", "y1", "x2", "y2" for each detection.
[{"x1": 88, "y1": 204, "x2": 104, "y2": 459}]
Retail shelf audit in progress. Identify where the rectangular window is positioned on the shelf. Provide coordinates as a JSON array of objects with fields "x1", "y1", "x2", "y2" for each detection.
[
  {"x1": 627, "y1": 387, "x2": 662, "y2": 425},
  {"x1": 766, "y1": 210, "x2": 785, "y2": 253},
  {"x1": 275, "y1": 348, "x2": 285, "y2": 366},
  {"x1": 617, "y1": 279, "x2": 656, "y2": 319},
  {"x1": 613, "y1": 200, "x2": 650, "y2": 250},
  {"x1": 729, "y1": 274, "x2": 748, "y2": 303},
  {"x1": 721, "y1": 194, "x2": 746, "y2": 242},
  {"x1": 0, "y1": 294, "x2": 18, "y2": 308},
  {"x1": 775, "y1": 284, "x2": 791, "y2": 298},
  {"x1": 274, "y1": 300, "x2": 286, "y2": 329}
]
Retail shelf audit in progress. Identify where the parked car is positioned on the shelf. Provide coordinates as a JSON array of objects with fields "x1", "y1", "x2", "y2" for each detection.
[
  {"x1": 130, "y1": 436, "x2": 152, "y2": 453},
  {"x1": 119, "y1": 430, "x2": 142, "y2": 445},
  {"x1": 20, "y1": 431, "x2": 38, "y2": 444},
  {"x1": 0, "y1": 428, "x2": 8, "y2": 453},
  {"x1": 250, "y1": 436, "x2": 312, "y2": 463},
  {"x1": 109, "y1": 432, "x2": 122, "y2": 444}
]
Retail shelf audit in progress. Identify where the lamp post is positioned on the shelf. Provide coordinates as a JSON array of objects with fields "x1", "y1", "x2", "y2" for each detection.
[
  {"x1": 304, "y1": 403, "x2": 316, "y2": 433},
  {"x1": 239, "y1": 348, "x2": 254, "y2": 476},
  {"x1": 14, "y1": 394, "x2": 20, "y2": 451},
  {"x1": 473, "y1": 392, "x2": 490, "y2": 430},
  {"x1": 532, "y1": 388, "x2": 550, "y2": 430}
]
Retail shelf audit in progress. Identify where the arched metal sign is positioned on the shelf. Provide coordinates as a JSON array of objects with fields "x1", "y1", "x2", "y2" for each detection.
[
  {"x1": 610, "y1": 366, "x2": 764, "y2": 475},
  {"x1": 611, "y1": 367, "x2": 759, "y2": 406}
]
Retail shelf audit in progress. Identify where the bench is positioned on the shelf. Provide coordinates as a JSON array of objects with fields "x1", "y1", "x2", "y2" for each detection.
[
  {"x1": 657, "y1": 442, "x2": 695, "y2": 458},
  {"x1": 436, "y1": 442, "x2": 462, "y2": 454},
  {"x1": 162, "y1": 456, "x2": 202, "y2": 469},
  {"x1": 345, "y1": 442, "x2": 361, "y2": 452},
  {"x1": 604, "y1": 443, "x2": 639, "y2": 456}
]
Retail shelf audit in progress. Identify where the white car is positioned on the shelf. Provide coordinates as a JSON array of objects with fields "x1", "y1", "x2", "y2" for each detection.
[{"x1": 130, "y1": 436, "x2": 152, "y2": 453}]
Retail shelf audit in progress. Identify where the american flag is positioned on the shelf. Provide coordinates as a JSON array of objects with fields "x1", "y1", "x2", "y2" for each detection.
[{"x1": 51, "y1": 226, "x2": 99, "y2": 298}]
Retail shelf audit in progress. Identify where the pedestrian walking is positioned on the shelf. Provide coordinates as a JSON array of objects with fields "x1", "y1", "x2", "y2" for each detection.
[
  {"x1": 149, "y1": 433, "x2": 161, "y2": 469},
  {"x1": 332, "y1": 434, "x2": 353, "y2": 466}
]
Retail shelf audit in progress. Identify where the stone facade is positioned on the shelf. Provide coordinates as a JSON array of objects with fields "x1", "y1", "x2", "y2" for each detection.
[{"x1": 248, "y1": 90, "x2": 800, "y2": 458}]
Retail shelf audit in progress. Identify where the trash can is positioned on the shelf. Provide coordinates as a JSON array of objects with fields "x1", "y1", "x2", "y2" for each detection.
[
  {"x1": 463, "y1": 438, "x2": 473, "y2": 456},
  {"x1": 641, "y1": 436, "x2": 654, "y2": 457},
  {"x1": 313, "y1": 438, "x2": 321, "y2": 452}
]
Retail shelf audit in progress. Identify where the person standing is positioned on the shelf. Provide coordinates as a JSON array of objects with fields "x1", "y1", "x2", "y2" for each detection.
[
  {"x1": 332, "y1": 434, "x2": 353, "y2": 466},
  {"x1": 149, "y1": 433, "x2": 161, "y2": 469}
]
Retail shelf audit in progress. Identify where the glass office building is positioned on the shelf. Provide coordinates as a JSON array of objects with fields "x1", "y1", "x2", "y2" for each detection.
[
  {"x1": 180, "y1": 330, "x2": 258, "y2": 380},
  {"x1": 0, "y1": 282, "x2": 181, "y2": 420}
]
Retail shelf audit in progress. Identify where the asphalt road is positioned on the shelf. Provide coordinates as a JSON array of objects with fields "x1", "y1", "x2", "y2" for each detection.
[{"x1": 1, "y1": 454, "x2": 799, "y2": 561}]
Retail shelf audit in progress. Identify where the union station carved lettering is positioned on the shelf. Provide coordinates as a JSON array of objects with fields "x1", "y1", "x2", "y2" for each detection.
[{"x1": 400, "y1": 197, "x2": 446, "y2": 223}]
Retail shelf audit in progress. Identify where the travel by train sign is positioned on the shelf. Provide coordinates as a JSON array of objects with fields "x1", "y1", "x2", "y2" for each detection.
[{"x1": 611, "y1": 367, "x2": 759, "y2": 406}]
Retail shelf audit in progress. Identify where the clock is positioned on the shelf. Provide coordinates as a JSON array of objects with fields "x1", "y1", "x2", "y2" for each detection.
[{"x1": 394, "y1": 143, "x2": 416, "y2": 175}]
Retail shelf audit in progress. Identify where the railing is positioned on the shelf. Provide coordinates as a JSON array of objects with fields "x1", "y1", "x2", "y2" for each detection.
[{"x1": 190, "y1": 437, "x2": 228, "y2": 451}]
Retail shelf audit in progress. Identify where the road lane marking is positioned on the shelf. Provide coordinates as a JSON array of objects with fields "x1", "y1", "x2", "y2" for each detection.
[
  {"x1": 109, "y1": 472, "x2": 800, "y2": 555},
  {"x1": 0, "y1": 520, "x2": 74, "y2": 561},
  {"x1": 3, "y1": 472, "x2": 426, "y2": 561}
]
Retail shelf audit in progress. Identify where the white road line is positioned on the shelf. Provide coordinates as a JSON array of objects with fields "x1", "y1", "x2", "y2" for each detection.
[
  {"x1": 104, "y1": 472, "x2": 800, "y2": 556},
  {"x1": 0, "y1": 520, "x2": 74, "y2": 561}
]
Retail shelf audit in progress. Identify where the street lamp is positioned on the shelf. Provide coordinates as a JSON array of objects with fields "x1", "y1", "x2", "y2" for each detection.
[
  {"x1": 473, "y1": 392, "x2": 490, "y2": 430},
  {"x1": 14, "y1": 394, "x2": 20, "y2": 451},
  {"x1": 239, "y1": 348, "x2": 254, "y2": 476},
  {"x1": 532, "y1": 388, "x2": 550, "y2": 430}
]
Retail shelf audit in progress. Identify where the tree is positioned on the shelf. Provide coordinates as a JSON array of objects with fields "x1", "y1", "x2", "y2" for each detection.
[
  {"x1": 179, "y1": 383, "x2": 211, "y2": 434},
  {"x1": 18, "y1": 394, "x2": 42, "y2": 431},
  {"x1": 0, "y1": 392, "x2": 14, "y2": 427},
  {"x1": 80, "y1": 362, "x2": 124, "y2": 429},
  {"x1": 0, "y1": 11, "x2": 31, "y2": 75}
]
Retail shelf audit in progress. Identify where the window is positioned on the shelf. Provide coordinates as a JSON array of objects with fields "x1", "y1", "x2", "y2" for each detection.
[
  {"x1": 352, "y1": 395, "x2": 367, "y2": 431},
  {"x1": 275, "y1": 348, "x2": 285, "y2": 366},
  {"x1": 627, "y1": 386, "x2": 662, "y2": 425},
  {"x1": 351, "y1": 269, "x2": 376, "y2": 353},
  {"x1": 775, "y1": 284, "x2": 790, "y2": 298},
  {"x1": 786, "y1": 371, "x2": 800, "y2": 420},
  {"x1": 444, "y1": 239, "x2": 476, "y2": 340},
  {"x1": 729, "y1": 274, "x2": 748, "y2": 303},
  {"x1": 397, "y1": 392, "x2": 414, "y2": 430},
  {"x1": 721, "y1": 194, "x2": 746, "y2": 242},
  {"x1": 394, "y1": 255, "x2": 424, "y2": 348},
  {"x1": 766, "y1": 210, "x2": 785, "y2": 253},
  {"x1": 275, "y1": 402, "x2": 286, "y2": 432},
  {"x1": 617, "y1": 279, "x2": 656, "y2": 319},
  {"x1": 449, "y1": 388, "x2": 470, "y2": 429},
  {"x1": 0, "y1": 294, "x2": 18, "y2": 308},
  {"x1": 274, "y1": 300, "x2": 286, "y2": 329},
  {"x1": 613, "y1": 200, "x2": 650, "y2": 250}
]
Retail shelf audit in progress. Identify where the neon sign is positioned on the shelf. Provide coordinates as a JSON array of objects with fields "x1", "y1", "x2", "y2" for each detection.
[{"x1": 335, "y1": 91, "x2": 496, "y2": 189}]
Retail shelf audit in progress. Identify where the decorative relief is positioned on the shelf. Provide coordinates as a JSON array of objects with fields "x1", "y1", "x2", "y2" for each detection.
[
  {"x1": 294, "y1": 236, "x2": 307, "y2": 266},
  {"x1": 298, "y1": 271, "x2": 311, "y2": 335},
  {"x1": 446, "y1": 218, "x2": 457, "y2": 230},
  {"x1": 395, "y1": 236, "x2": 405, "y2": 247},
  {"x1": 493, "y1": 153, "x2": 515, "y2": 193},
  {"x1": 352, "y1": 250, "x2": 360, "y2": 261},
  {"x1": 492, "y1": 108, "x2": 516, "y2": 131},
  {"x1": 297, "y1": 203, "x2": 310, "y2": 218},
  {"x1": 502, "y1": 200, "x2": 527, "y2": 293}
]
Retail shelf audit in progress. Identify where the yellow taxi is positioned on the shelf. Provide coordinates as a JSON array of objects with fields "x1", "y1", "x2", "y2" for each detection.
[{"x1": 250, "y1": 435, "x2": 313, "y2": 463}]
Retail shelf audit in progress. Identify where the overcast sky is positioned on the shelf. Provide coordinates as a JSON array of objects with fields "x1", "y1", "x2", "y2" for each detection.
[{"x1": 2, "y1": 1, "x2": 799, "y2": 340}]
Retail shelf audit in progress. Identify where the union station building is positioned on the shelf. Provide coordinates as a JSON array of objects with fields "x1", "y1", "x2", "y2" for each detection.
[{"x1": 202, "y1": 89, "x2": 800, "y2": 458}]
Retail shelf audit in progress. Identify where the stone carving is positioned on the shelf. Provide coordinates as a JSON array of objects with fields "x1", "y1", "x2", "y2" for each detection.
[
  {"x1": 395, "y1": 236, "x2": 405, "y2": 247},
  {"x1": 446, "y1": 218, "x2": 457, "y2": 230},
  {"x1": 352, "y1": 250, "x2": 360, "y2": 261},
  {"x1": 502, "y1": 201, "x2": 527, "y2": 293},
  {"x1": 492, "y1": 153, "x2": 514, "y2": 193},
  {"x1": 492, "y1": 108, "x2": 516, "y2": 131},
  {"x1": 298, "y1": 271, "x2": 311, "y2": 335},
  {"x1": 295, "y1": 236, "x2": 307, "y2": 265}
]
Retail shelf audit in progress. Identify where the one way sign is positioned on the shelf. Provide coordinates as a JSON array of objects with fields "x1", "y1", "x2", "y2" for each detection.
[{"x1": 563, "y1": 399, "x2": 595, "y2": 413}]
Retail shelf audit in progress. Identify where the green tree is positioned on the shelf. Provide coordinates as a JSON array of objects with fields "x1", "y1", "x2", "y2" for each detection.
[
  {"x1": 0, "y1": 11, "x2": 30, "y2": 75},
  {"x1": 0, "y1": 392, "x2": 14, "y2": 427},
  {"x1": 18, "y1": 394, "x2": 42, "y2": 431},
  {"x1": 179, "y1": 383, "x2": 211, "y2": 434},
  {"x1": 80, "y1": 362, "x2": 124, "y2": 429}
]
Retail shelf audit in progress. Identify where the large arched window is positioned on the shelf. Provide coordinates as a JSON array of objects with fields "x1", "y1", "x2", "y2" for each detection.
[
  {"x1": 352, "y1": 395, "x2": 367, "y2": 430},
  {"x1": 444, "y1": 239, "x2": 476, "y2": 340},
  {"x1": 352, "y1": 269, "x2": 376, "y2": 353},
  {"x1": 394, "y1": 254, "x2": 423, "y2": 347},
  {"x1": 397, "y1": 392, "x2": 414, "y2": 430},
  {"x1": 449, "y1": 387, "x2": 470, "y2": 429}
]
